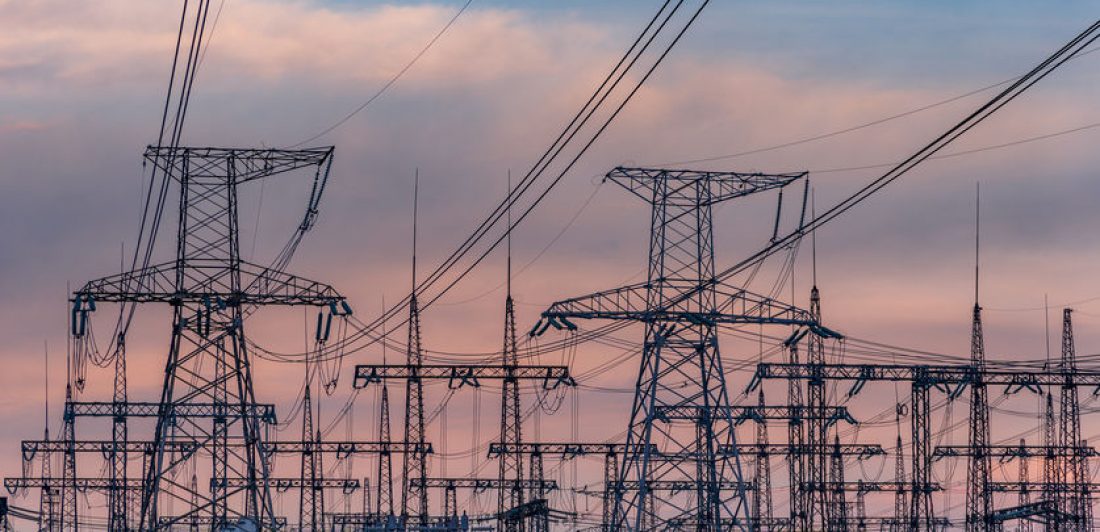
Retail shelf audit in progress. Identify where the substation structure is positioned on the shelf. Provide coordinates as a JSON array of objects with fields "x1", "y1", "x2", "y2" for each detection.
[{"x1": 7, "y1": 162, "x2": 1100, "y2": 531}]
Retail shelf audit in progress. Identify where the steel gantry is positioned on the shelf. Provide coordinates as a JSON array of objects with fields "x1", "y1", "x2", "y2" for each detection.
[
  {"x1": 534, "y1": 166, "x2": 821, "y2": 531},
  {"x1": 749, "y1": 356, "x2": 1100, "y2": 530}
]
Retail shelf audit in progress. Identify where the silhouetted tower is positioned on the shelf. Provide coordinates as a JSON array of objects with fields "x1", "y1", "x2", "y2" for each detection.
[
  {"x1": 965, "y1": 301, "x2": 993, "y2": 531},
  {"x1": 1017, "y1": 439, "x2": 1033, "y2": 532},
  {"x1": 966, "y1": 188, "x2": 993, "y2": 531},
  {"x1": 376, "y1": 384, "x2": 394, "y2": 518},
  {"x1": 1059, "y1": 308, "x2": 1084, "y2": 527},
  {"x1": 807, "y1": 284, "x2": 831, "y2": 530},
  {"x1": 1043, "y1": 393, "x2": 1062, "y2": 530},
  {"x1": 539, "y1": 167, "x2": 814, "y2": 530},
  {"x1": 107, "y1": 335, "x2": 128, "y2": 531},
  {"x1": 892, "y1": 417, "x2": 907, "y2": 532},
  {"x1": 910, "y1": 367, "x2": 935, "y2": 530},
  {"x1": 298, "y1": 381, "x2": 324, "y2": 530},
  {"x1": 38, "y1": 424, "x2": 57, "y2": 532},
  {"x1": 498, "y1": 203, "x2": 526, "y2": 531},
  {"x1": 528, "y1": 451, "x2": 547, "y2": 532},
  {"x1": 752, "y1": 390, "x2": 773, "y2": 531},
  {"x1": 59, "y1": 385, "x2": 76, "y2": 532},
  {"x1": 68, "y1": 147, "x2": 343, "y2": 529},
  {"x1": 828, "y1": 435, "x2": 848, "y2": 531},
  {"x1": 401, "y1": 176, "x2": 430, "y2": 525},
  {"x1": 787, "y1": 340, "x2": 808, "y2": 529}
]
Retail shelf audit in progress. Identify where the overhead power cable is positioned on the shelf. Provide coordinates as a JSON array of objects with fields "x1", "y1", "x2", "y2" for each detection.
[
  {"x1": 289, "y1": 0, "x2": 475, "y2": 147},
  {"x1": 304, "y1": 0, "x2": 710, "y2": 362},
  {"x1": 662, "y1": 45, "x2": 1099, "y2": 167},
  {"x1": 648, "y1": 18, "x2": 1100, "y2": 326}
]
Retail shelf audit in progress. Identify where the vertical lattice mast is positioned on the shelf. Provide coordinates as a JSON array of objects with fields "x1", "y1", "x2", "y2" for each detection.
[
  {"x1": 536, "y1": 167, "x2": 812, "y2": 530},
  {"x1": 499, "y1": 177, "x2": 526, "y2": 531},
  {"x1": 806, "y1": 284, "x2": 830, "y2": 530},
  {"x1": 966, "y1": 186, "x2": 992, "y2": 531},
  {"x1": 1017, "y1": 439, "x2": 1033, "y2": 532},
  {"x1": 787, "y1": 341, "x2": 808, "y2": 529},
  {"x1": 401, "y1": 174, "x2": 429, "y2": 524},
  {"x1": 376, "y1": 384, "x2": 394, "y2": 518},
  {"x1": 1059, "y1": 308, "x2": 1084, "y2": 527},
  {"x1": 892, "y1": 424, "x2": 907, "y2": 532},
  {"x1": 828, "y1": 435, "x2": 847, "y2": 530},
  {"x1": 108, "y1": 336, "x2": 128, "y2": 531},
  {"x1": 752, "y1": 390, "x2": 773, "y2": 530}
]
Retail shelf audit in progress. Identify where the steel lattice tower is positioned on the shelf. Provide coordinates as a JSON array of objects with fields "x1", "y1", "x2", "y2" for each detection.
[
  {"x1": 806, "y1": 286, "x2": 831, "y2": 530},
  {"x1": 1017, "y1": 439, "x2": 1033, "y2": 532},
  {"x1": 786, "y1": 341, "x2": 808, "y2": 530},
  {"x1": 1043, "y1": 392, "x2": 1062, "y2": 529},
  {"x1": 751, "y1": 390, "x2": 772, "y2": 531},
  {"x1": 298, "y1": 382, "x2": 324, "y2": 530},
  {"x1": 1060, "y1": 308, "x2": 1085, "y2": 528},
  {"x1": 828, "y1": 435, "x2": 847, "y2": 531},
  {"x1": 539, "y1": 167, "x2": 817, "y2": 530},
  {"x1": 107, "y1": 336, "x2": 128, "y2": 531},
  {"x1": 400, "y1": 292, "x2": 429, "y2": 525},
  {"x1": 498, "y1": 290, "x2": 525, "y2": 531},
  {"x1": 59, "y1": 385, "x2": 76, "y2": 531},
  {"x1": 965, "y1": 303, "x2": 993, "y2": 531},
  {"x1": 892, "y1": 428, "x2": 907, "y2": 532},
  {"x1": 376, "y1": 384, "x2": 394, "y2": 518},
  {"x1": 70, "y1": 147, "x2": 344, "y2": 529}
]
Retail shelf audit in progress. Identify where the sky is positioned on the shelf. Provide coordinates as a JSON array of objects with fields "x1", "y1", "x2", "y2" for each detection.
[{"x1": 1, "y1": 0, "x2": 1099, "y2": 527}]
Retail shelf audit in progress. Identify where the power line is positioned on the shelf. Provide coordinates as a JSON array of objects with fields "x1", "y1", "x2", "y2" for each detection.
[{"x1": 289, "y1": 0, "x2": 475, "y2": 147}]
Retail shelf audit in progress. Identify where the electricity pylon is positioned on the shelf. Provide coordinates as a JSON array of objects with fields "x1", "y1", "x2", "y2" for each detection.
[
  {"x1": 72, "y1": 147, "x2": 346, "y2": 529},
  {"x1": 537, "y1": 167, "x2": 820, "y2": 530}
]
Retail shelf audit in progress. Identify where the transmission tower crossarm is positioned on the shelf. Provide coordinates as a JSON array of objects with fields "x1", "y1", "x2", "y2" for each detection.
[
  {"x1": 410, "y1": 478, "x2": 559, "y2": 491},
  {"x1": 65, "y1": 400, "x2": 277, "y2": 422},
  {"x1": 534, "y1": 282, "x2": 822, "y2": 333},
  {"x1": 652, "y1": 404, "x2": 855, "y2": 425},
  {"x1": 487, "y1": 442, "x2": 652, "y2": 458},
  {"x1": 604, "y1": 167, "x2": 806, "y2": 206},
  {"x1": 263, "y1": 440, "x2": 432, "y2": 455},
  {"x1": 143, "y1": 146, "x2": 334, "y2": 184},
  {"x1": 352, "y1": 363, "x2": 575, "y2": 389},
  {"x1": 933, "y1": 444, "x2": 1097, "y2": 459},
  {"x1": 749, "y1": 361, "x2": 1100, "y2": 393},
  {"x1": 75, "y1": 261, "x2": 345, "y2": 306}
]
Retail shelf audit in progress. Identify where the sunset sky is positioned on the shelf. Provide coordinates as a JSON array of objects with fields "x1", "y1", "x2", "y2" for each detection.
[{"x1": 1, "y1": 0, "x2": 1099, "y2": 525}]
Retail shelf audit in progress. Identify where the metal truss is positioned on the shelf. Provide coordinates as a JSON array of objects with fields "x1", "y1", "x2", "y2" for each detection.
[{"x1": 537, "y1": 166, "x2": 815, "y2": 531}]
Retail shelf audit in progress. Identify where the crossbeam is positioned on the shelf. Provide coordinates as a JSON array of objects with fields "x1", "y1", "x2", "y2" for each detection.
[
  {"x1": 65, "y1": 401, "x2": 277, "y2": 423},
  {"x1": 410, "y1": 478, "x2": 558, "y2": 492},
  {"x1": 352, "y1": 364, "x2": 574, "y2": 390},
  {"x1": 933, "y1": 444, "x2": 1097, "y2": 460}
]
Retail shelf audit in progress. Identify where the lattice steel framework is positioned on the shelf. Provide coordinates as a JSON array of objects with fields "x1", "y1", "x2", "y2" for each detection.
[
  {"x1": 965, "y1": 304, "x2": 992, "y2": 531},
  {"x1": 538, "y1": 167, "x2": 817, "y2": 530},
  {"x1": 70, "y1": 147, "x2": 344, "y2": 530}
]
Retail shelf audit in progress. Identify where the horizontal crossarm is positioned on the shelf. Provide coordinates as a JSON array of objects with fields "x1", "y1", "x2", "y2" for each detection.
[
  {"x1": 487, "y1": 442, "x2": 651, "y2": 458},
  {"x1": 75, "y1": 261, "x2": 344, "y2": 306},
  {"x1": 604, "y1": 167, "x2": 806, "y2": 206},
  {"x1": 799, "y1": 481, "x2": 943, "y2": 492},
  {"x1": 410, "y1": 478, "x2": 558, "y2": 492},
  {"x1": 144, "y1": 146, "x2": 333, "y2": 184},
  {"x1": 264, "y1": 441, "x2": 432, "y2": 455},
  {"x1": 66, "y1": 401, "x2": 277, "y2": 423},
  {"x1": 352, "y1": 364, "x2": 574, "y2": 390},
  {"x1": 536, "y1": 282, "x2": 821, "y2": 333},
  {"x1": 933, "y1": 444, "x2": 1098, "y2": 460}
]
